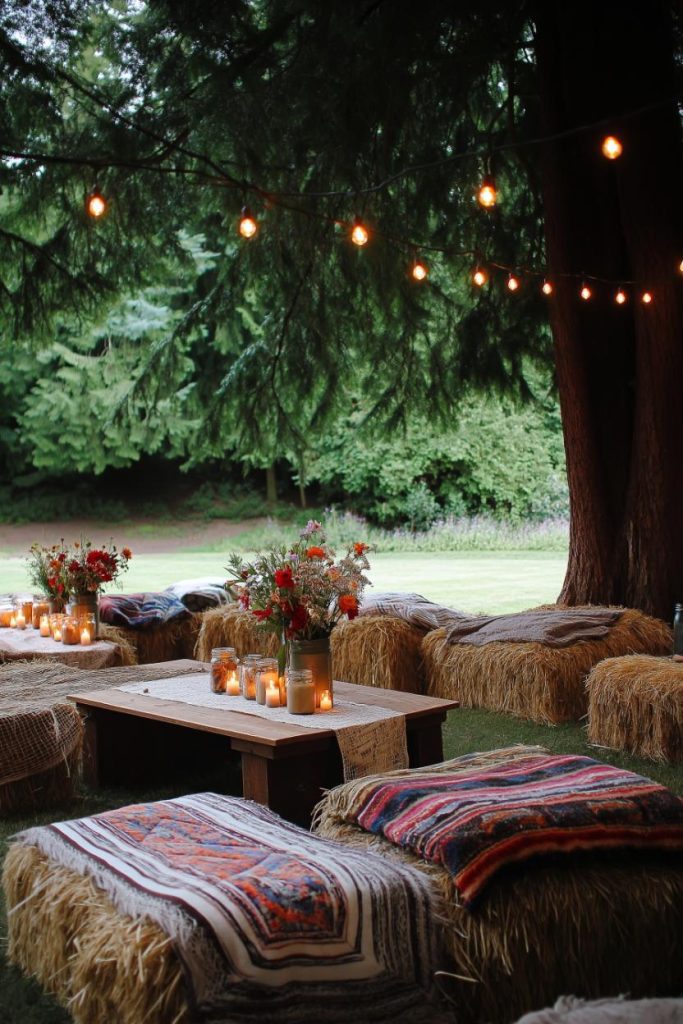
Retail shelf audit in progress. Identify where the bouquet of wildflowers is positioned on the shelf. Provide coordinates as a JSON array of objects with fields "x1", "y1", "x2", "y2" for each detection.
[
  {"x1": 225, "y1": 520, "x2": 371, "y2": 642},
  {"x1": 62, "y1": 540, "x2": 132, "y2": 594},
  {"x1": 26, "y1": 540, "x2": 71, "y2": 600}
]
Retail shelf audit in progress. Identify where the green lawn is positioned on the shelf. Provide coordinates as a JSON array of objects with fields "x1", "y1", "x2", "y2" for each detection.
[{"x1": 1, "y1": 548, "x2": 567, "y2": 614}]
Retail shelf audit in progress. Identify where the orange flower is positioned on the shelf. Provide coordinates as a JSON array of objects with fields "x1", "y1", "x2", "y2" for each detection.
[
  {"x1": 354, "y1": 542, "x2": 369, "y2": 556},
  {"x1": 122, "y1": 547, "x2": 133, "y2": 560},
  {"x1": 306, "y1": 546, "x2": 326, "y2": 558},
  {"x1": 338, "y1": 593, "x2": 359, "y2": 619}
]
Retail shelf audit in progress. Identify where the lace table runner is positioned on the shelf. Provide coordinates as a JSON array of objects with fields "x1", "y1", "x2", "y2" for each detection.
[
  {"x1": 119, "y1": 672, "x2": 408, "y2": 781},
  {"x1": 0, "y1": 628, "x2": 121, "y2": 669}
]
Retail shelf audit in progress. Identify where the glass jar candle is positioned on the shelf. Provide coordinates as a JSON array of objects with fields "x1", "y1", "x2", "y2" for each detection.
[
  {"x1": 255, "y1": 658, "x2": 279, "y2": 705},
  {"x1": 210, "y1": 647, "x2": 240, "y2": 694},
  {"x1": 0, "y1": 607, "x2": 13, "y2": 627},
  {"x1": 32, "y1": 599, "x2": 50, "y2": 629},
  {"x1": 239, "y1": 654, "x2": 261, "y2": 700},
  {"x1": 79, "y1": 613, "x2": 96, "y2": 646},
  {"x1": 49, "y1": 613, "x2": 65, "y2": 641},
  {"x1": 13, "y1": 604, "x2": 27, "y2": 630},
  {"x1": 62, "y1": 615, "x2": 80, "y2": 645},
  {"x1": 286, "y1": 668, "x2": 316, "y2": 715}
]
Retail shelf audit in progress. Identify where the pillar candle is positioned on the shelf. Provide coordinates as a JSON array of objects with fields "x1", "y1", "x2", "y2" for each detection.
[
  {"x1": 80, "y1": 626, "x2": 92, "y2": 646},
  {"x1": 265, "y1": 682, "x2": 281, "y2": 707},
  {"x1": 226, "y1": 671, "x2": 240, "y2": 695},
  {"x1": 320, "y1": 690, "x2": 333, "y2": 711},
  {"x1": 16, "y1": 612, "x2": 26, "y2": 630},
  {"x1": 39, "y1": 615, "x2": 50, "y2": 637}
]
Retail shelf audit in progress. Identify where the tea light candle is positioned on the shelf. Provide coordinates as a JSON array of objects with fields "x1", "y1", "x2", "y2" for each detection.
[
  {"x1": 16, "y1": 612, "x2": 26, "y2": 630},
  {"x1": 265, "y1": 682, "x2": 281, "y2": 708},
  {"x1": 53, "y1": 627, "x2": 62, "y2": 642},
  {"x1": 80, "y1": 626, "x2": 92, "y2": 646},
  {"x1": 39, "y1": 615, "x2": 50, "y2": 637},
  {"x1": 226, "y1": 671, "x2": 240, "y2": 696},
  {"x1": 320, "y1": 690, "x2": 333, "y2": 711},
  {"x1": 9, "y1": 614, "x2": 16, "y2": 628}
]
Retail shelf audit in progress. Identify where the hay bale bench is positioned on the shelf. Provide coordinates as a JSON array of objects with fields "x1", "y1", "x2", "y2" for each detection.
[
  {"x1": 587, "y1": 655, "x2": 683, "y2": 762},
  {"x1": 3, "y1": 794, "x2": 440, "y2": 1024},
  {"x1": 422, "y1": 607, "x2": 673, "y2": 724},
  {"x1": 0, "y1": 659, "x2": 199, "y2": 813},
  {"x1": 195, "y1": 604, "x2": 279, "y2": 661},
  {"x1": 313, "y1": 746, "x2": 683, "y2": 1024}
]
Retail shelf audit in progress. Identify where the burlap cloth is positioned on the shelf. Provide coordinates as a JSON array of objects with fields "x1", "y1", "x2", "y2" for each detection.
[{"x1": 0, "y1": 659, "x2": 199, "y2": 788}]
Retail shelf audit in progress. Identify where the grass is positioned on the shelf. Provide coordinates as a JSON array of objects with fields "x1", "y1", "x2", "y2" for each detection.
[{"x1": 0, "y1": 707, "x2": 681, "y2": 1023}]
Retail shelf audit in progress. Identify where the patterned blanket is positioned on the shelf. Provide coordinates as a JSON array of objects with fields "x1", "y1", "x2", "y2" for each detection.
[
  {"x1": 340, "y1": 752, "x2": 683, "y2": 908},
  {"x1": 99, "y1": 592, "x2": 188, "y2": 629},
  {"x1": 15, "y1": 794, "x2": 438, "y2": 1022}
]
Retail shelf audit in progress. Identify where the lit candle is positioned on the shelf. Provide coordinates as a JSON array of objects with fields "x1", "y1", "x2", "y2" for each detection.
[
  {"x1": 265, "y1": 682, "x2": 281, "y2": 707},
  {"x1": 80, "y1": 626, "x2": 92, "y2": 646},
  {"x1": 53, "y1": 627, "x2": 62, "y2": 642},
  {"x1": 16, "y1": 612, "x2": 26, "y2": 630},
  {"x1": 9, "y1": 614, "x2": 16, "y2": 628},
  {"x1": 39, "y1": 615, "x2": 50, "y2": 637},
  {"x1": 226, "y1": 671, "x2": 240, "y2": 695},
  {"x1": 320, "y1": 690, "x2": 333, "y2": 712}
]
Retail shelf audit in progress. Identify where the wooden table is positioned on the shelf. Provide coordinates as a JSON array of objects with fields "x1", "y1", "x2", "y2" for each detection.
[{"x1": 72, "y1": 681, "x2": 458, "y2": 825}]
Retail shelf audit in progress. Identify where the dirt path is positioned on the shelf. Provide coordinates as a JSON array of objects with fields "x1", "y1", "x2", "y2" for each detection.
[{"x1": 0, "y1": 518, "x2": 267, "y2": 555}]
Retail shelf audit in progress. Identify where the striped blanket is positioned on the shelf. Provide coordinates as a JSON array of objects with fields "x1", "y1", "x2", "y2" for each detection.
[
  {"x1": 340, "y1": 753, "x2": 683, "y2": 908},
  {"x1": 15, "y1": 794, "x2": 438, "y2": 1022},
  {"x1": 99, "y1": 592, "x2": 188, "y2": 628}
]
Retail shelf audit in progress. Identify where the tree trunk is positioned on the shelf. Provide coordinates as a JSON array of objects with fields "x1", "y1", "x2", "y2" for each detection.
[
  {"x1": 266, "y1": 463, "x2": 277, "y2": 504},
  {"x1": 532, "y1": 0, "x2": 683, "y2": 621}
]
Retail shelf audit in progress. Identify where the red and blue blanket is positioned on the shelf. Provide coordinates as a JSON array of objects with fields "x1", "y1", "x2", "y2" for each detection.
[
  {"x1": 347, "y1": 752, "x2": 683, "y2": 908},
  {"x1": 99, "y1": 592, "x2": 188, "y2": 629}
]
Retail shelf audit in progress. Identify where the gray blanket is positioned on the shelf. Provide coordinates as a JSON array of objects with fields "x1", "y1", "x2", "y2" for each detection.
[
  {"x1": 515, "y1": 995, "x2": 683, "y2": 1024},
  {"x1": 446, "y1": 609, "x2": 621, "y2": 647}
]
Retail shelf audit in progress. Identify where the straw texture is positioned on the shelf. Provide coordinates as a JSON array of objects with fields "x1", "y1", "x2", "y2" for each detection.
[
  {"x1": 587, "y1": 654, "x2": 683, "y2": 762},
  {"x1": 111, "y1": 613, "x2": 203, "y2": 665},
  {"x1": 422, "y1": 607, "x2": 673, "y2": 724},
  {"x1": 313, "y1": 748, "x2": 683, "y2": 1024},
  {"x1": 331, "y1": 615, "x2": 426, "y2": 692},
  {"x1": 195, "y1": 605, "x2": 279, "y2": 661}
]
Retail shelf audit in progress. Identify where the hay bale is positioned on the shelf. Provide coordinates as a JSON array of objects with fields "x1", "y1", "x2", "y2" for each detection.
[
  {"x1": 195, "y1": 606, "x2": 278, "y2": 661},
  {"x1": 331, "y1": 615, "x2": 427, "y2": 693},
  {"x1": 98, "y1": 624, "x2": 138, "y2": 665},
  {"x1": 3, "y1": 843, "x2": 188, "y2": 1024},
  {"x1": 313, "y1": 755, "x2": 683, "y2": 1024},
  {"x1": 110, "y1": 615, "x2": 203, "y2": 665},
  {"x1": 422, "y1": 608, "x2": 673, "y2": 724},
  {"x1": 587, "y1": 655, "x2": 683, "y2": 763}
]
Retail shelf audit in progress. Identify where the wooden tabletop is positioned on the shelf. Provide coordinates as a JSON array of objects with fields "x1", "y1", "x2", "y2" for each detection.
[{"x1": 70, "y1": 678, "x2": 458, "y2": 750}]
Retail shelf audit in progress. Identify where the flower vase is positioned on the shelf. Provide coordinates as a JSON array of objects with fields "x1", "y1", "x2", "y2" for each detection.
[
  {"x1": 47, "y1": 596, "x2": 66, "y2": 614},
  {"x1": 67, "y1": 592, "x2": 100, "y2": 639},
  {"x1": 288, "y1": 636, "x2": 332, "y2": 708}
]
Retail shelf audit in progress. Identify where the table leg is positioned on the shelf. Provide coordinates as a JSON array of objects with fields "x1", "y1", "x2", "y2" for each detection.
[
  {"x1": 240, "y1": 747, "x2": 340, "y2": 826},
  {"x1": 407, "y1": 715, "x2": 446, "y2": 768}
]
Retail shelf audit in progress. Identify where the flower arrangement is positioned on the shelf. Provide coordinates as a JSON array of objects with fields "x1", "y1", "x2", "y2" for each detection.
[
  {"x1": 26, "y1": 539, "x2": 132, "y2": 598},
  {"x1": 225, "y1": 520, "x2": 371, "y2": 643}
]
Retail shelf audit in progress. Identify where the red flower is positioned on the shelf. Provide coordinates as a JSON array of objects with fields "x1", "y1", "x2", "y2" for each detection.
[
  {"x1": 306, "y1": 546, "x2": 326, "y2": 559},
  {"x1": 353, "y1": 542, "x2": 369, "y2": 556},
  {"x1": 239, "y1": 591, "x2": 250, "y2": 609},
  {"x1": 274, "y1": 567, "x2": 294, "y2": 589},
  {"x1": 288, "y1": 603, "x2": 308, "y2": 632},
  {"x1": 253, "y1": 606, "x2": 274, "y2": 621},
  {"x1": 122, "y1": 547, "x2": 132, "y2": 560},
  {"x1": 338, "y1": 594, "x2": 359, "y2": 619}
]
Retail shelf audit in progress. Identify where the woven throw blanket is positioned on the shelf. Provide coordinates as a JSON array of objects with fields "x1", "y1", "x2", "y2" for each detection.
[
  {"x1": 119, "y1": 673, "x2": 409, "y2": 781},
  {"x1": 333, "y1": 751, "x2": 683, "y2": 908},
  {"x1": 15, "y1": 793, "x2": 438, "y2": 1022},
  {"x1": 446, "y1": 608, "x2": 622, "y2": 647},
  {"x1": 516, "y1": 995, "x2": 683, "y2": 1024},
  {"x1": 360, "y1": 592, "x2": 467, "y2": 632},
  {"x1": 99, "y1": 592, "x2": 188, "y2": 629}
]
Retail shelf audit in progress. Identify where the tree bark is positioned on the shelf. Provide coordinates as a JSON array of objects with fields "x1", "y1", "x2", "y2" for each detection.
[
  {"x1": 266, "y1": 463, "x2": 277, "y2": 504},
  {"x1": 532, "y1": 0, "x2": 683, "y2": 621}
]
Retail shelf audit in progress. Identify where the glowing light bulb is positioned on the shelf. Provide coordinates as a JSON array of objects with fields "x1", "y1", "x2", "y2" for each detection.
[
  {"x1": 350, "y1": 217, "x2": 369, "y2": 246},
  {"x1": 472, "y1": 267, "x2": 488, "y2": 287},
  {"x1": 541, "y1": 280, "x2": 553, "y2": 296},
  {"x1": 580, "y1": 283, "x2": 592, "y2": 301},
  {"x1": 411, "y1": 260, "x2": 428, "y2": 281},
  {"x1": 507, "y1": 274, "x2": 520, "y2": 292},
  {"x1": 641, "y1": 290, "x2": 653, "y2": 304},
  {"x1": 477, "y1": 178, "x2": 497, "y2": 208},
  {"x1": 238, "y1": 207, "x2": 258, "y2": 239},
  {"x1": 615, "y1": 288, "x2": 627, "y2": 305},
  {"x1": 85, "y1": 189, "x2": 107, "y2": 218},
  {"x1": 601, "y1": 135, "x2": 623, "y2": 160}
]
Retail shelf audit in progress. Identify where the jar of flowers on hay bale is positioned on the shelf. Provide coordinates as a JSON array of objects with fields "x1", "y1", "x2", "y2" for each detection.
[
  {"x1": 62, "y1": 541, "x2": 133, "y2": 639},
  {"x1": 225, "y1": 521, "x2": 371, "y2": 708},
  {"x1": 26, "y1": 540, "x2": 71, "y2": 621}
]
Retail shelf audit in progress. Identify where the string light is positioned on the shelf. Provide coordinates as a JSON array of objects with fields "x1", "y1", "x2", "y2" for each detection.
[
  {"x1": 472, "y1": 266, "x2": 488, "y2": 287},
  {"x1": 541, "y1": 280, "x2": 553, "y2": 296},
  {"x1": 601, "y1": 135, "x2": 623, "y2": 160},
  {"x1": 580, "y1": 283, "x2": 593, "y2": 301},
  {"x1": 641, "y1": 290, "x2": 653, "y2": 304},
  {"x1": 238, "y1": 206, "x2": 258, "y2": 239},
  {"x1": 477, "y1": 177, "x2": 497, "y2": 208},
  {"x1": 507, "y1": 273, "x2": 520, "y2": 292},
  {"x1": 411, "y1": 259, "x2": 428, "y2": 281},
  {"x1": 350, "y1": 216, "x2": 369, "y2": 246},
  {"x1": 615, "y1": 287, "x2": 628, "y2": 305},
  {"x1": 85, "y1": 188, "x2": 107, "y2": 218}
]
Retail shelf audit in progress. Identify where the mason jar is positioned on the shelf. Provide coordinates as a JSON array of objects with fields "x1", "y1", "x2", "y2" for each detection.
[
  {"x1": 286, "y1": 668, "x2": 316, "y2": 715},
  {"x1": 210, "y1": 647, "x2": 240, "y2": 694},
  {"x1": 255, "y1": 658, "x2": 279, "y2": 705}
]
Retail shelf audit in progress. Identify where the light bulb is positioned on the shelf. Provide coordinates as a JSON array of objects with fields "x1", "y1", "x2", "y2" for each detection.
[
  {"x1": 615, "y1": 288, "x2": 627, "y2": 305},
  {"x1": 351, "y1": 217, "x2": 369, "y2": 246},
  {"x1": 507, "y1": 274, "x2": 520, "y2": 292},
  {"x1": 472, "y1": 266, "x2": 488, "y2": 287},
  {"x1": 580, "y1": 283, "x2": 592, "y2": 301},
  {"x1": 541, "y1": 280, "x2": 553, "y2": 296},
  {"x1": 641, "y1": 290, "x2": 653, "y2": 304},
  {"x1": 85, "y1": 189, "x2": 107, "y2": 218},
  {"x1": 411, "y1": 260, "x2": 428, "y2": 281},
  {"x1": 238, "y1": 207, "x2": 258, "y2": 239},
  {"x1": 601, "y1": 135, "x2": 623, "y2": 160},
  {"x1": 477, "y1": 178, "x2": 497, "y2": 208}
]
